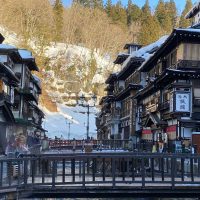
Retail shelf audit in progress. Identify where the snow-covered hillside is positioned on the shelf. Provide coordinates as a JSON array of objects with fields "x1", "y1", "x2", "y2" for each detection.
[{"x1": 0, "y1": 26, "x2": 115, "y2": 139}]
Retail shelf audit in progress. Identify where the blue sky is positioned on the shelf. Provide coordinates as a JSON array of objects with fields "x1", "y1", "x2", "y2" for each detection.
[{"x1": 63, "y1": 0, "x2": 197, "y2": 13}]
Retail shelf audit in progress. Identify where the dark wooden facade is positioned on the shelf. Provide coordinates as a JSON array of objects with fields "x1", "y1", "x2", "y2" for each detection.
[
  {"x1": 97, "y1": 28, "x2": 200, "y2": 153},
  {"x1": 0, "y1": 40, "x2": 45, "y2": 154}
]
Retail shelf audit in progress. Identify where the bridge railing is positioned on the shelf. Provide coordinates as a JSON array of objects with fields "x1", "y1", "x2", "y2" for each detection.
[
  {"x1": 49, "y1": 139, "x2": 130, "y2": 150},
  {"x1": 0, "y1": 153, "x2": 200, "y2": 191}
]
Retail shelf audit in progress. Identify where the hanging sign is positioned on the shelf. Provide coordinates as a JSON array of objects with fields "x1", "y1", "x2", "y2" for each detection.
[{"x1": 175, "y1": 92, "x2": 190, "y2": 112}]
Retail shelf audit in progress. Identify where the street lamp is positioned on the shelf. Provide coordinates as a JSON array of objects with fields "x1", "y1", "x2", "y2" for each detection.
[
  {"x1": 78, "y1": 93, "x2": 97, "y2": 140},
  {"x1": 66, "y1": 118, "x2": 73, "y2": 140}
]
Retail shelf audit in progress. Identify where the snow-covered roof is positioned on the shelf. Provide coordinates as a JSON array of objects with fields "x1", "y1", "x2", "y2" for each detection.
[
  {"x1": 0, "y1": 44, "x2": 16, "y2": 49},
  {"x1": 175, "y1": 28, "x2": 200, "y2": 33},
  {"x1": 129, "y1": 36, "x2": 169, "y2": 71},
  {"x1": 18, "y1": 49, "x2": 34, "y2": 59},
  {"x1": 121, "y1": 36, "x2": 168, "y2": 71},
  {"x1": 185, "y1": 0, "x2": 200, "y2": 19},
  {"x1": 138, "y1": 28, "x2": 200, "y2": 72}
]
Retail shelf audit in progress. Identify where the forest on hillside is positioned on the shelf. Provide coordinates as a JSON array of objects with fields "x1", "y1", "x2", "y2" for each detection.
[
  {"x1": 0, "y1": 0, "x2": 194, "y2": 108},
  {"x1": 0, "y1": 0, "x2": 193, "y2": 56}
]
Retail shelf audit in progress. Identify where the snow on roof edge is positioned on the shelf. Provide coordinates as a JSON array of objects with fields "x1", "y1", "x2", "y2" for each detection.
[{"x1": 185, "y1": 0, "x2": 200, "y2": 19}]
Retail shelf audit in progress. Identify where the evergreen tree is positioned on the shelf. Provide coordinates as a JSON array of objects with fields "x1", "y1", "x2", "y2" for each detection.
[
  {"x1": 73, "y1": 0, "x2": 103, "y2": 8},
  {"x1": 105, "y1": 0, "x2": 112, "y2": 17},
  {"x1": 166, "y1": 0, "x2": 177, "y2": 28},
  {"x1": 142, "y1": 0, "x2": 151, "y2": 17},
  {"x1": 53, "y1": 0, "x2": 64, "y2": 41},
  {"x1": 155, "y1": 0, "x2": 172, "y2": 33},
  {"x1": 138, "y1": 14, "x2": 162, "y2": 45},
  {"x1": 109, "y1": 0, "x2": 127, "y2": 28},
  {"x1": 127, "y1": 0, "x2": 141, "y2": 25},
  {"x1": 179, "y1": 0, "x2": 193, "y2": 28}
]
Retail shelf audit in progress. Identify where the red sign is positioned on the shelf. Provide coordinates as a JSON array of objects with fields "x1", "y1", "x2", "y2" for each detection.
[
  {"x1": 142, "y1": 129, "x2": 152, "y2": 134},
  {"x1": 166, "y1": 125, "x2": 176, "y2": 133}
]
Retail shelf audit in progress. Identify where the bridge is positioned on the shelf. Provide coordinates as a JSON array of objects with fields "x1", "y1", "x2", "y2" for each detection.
[
  {"x1": 1, "y1": 152, "x2": 200, "y2": 198},
  {"x1": 49, "y1": 139, "x2": 131, "y2": 151}
]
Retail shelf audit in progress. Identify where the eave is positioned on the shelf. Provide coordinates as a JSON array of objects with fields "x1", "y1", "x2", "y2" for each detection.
[
  {"x1": 185, "y1": 2, "x2": 200, "y2": 19},
  {"x1": 155, "y1": 69, "x2": 200, "y2": 86},
  {"x1": 115, "y1": 84, "x2": 142, "y2": 101},
  {"x1": 124, "y1": 43, "x2": 142, "y2": 50},
  {"x1": 117, "y1": 57, "x2": 144, "y2": 80},
  {"x1": 0, "y1": 34, "x2": 4, "y2": 44},
  {"x1": 113, "y1": 54, "x2": 129, "y2": 65},
  {"x1": 0, "y1": 63, "x2": 19, "y2": 84},
  {"x1": 135, "y1": 69, "x2": 200, "y2": 100},
  {"x1": 29, "y1": 102, "x2": 45, "y2": 117},
  {"x1": 0, "y1": 101, "x2": 15, "y2": 122},
  {"x1": 99, "y1": 96, "x2": 107, "y2": 105},
  {"x1": 30, "y1": 74, "x2": 41, "y2": 92},
  {"x1": 140, "y1": 28, "x2": 200, "y2": 72},
  {"x1": 23, "y1": 58, "x2": 39, "y2": 71},
  {"x1": 105, "y1": 73, "x2": 117, "y2": 84},
  {"x1": 0, "y1": 49, "x2": 22, "y2": 63}
]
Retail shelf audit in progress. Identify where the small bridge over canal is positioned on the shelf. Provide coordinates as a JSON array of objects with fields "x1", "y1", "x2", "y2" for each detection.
[{"x1": 1, "y1": 152, "x2": 200, "y2": 198}]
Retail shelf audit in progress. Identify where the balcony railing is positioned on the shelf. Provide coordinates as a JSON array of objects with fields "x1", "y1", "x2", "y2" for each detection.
[
  {"x1": 176, "y1": 60, "x2": 200, "y2": 70},
  {"x1": 0, "y1": 93, "x2": 11, "y2": 103},
  {"x1": 158, "y1": 101, "x2": 170, "y2": 111},
  {"x1": 19, "y1": 88, "x2": 39, "y2": 102},
  {"x1": 106, "y1": 114, "x2": 120, "y2": 125},
  {"x1": 146, "y1": 104, "x2": 157, "y2": 113}
]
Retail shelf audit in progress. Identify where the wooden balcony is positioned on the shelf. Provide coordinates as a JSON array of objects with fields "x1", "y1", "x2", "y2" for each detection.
[
  {"x1": 146, "y1": 104, "x2": 157, "y2": 113},
  {"x1": 176, "y1": 60, "x2": 200, "y2": 70},
  {"x1": 0, "y1": 93, "x2": 11, "y2": 104},
  {"x1": 158, "y1": 101, "x2": 170, "y2": 111},
  {"x1": 18, "y1": 87, "x2": 39, "y2": 102}
]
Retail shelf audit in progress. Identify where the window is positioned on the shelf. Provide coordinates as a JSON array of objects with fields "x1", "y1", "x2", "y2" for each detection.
[
  {"x1": 3, "y1": 83, "x2": 10, "y2": 95},
  {"x1": 193, "y1": 79, "x2": 200, "y2": 98},
  {"x1": 171, "y1": 51, "x2": 177, "y2": 66},
  {"x1": 121, "y1": 98, "x2": 130, "y2": 118},
  {"x1": 178, "y1": 43, "x2": 200, "y2": 61}
]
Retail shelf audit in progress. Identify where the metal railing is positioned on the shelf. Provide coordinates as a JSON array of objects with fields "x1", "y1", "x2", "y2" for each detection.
[{"x1": 1, "y1": 153, "x2": 200, "y2": 193}]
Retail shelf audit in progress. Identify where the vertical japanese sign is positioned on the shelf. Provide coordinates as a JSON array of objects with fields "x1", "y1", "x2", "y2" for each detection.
[
  {"x1": 175, "y1": 92, "x2": 190, "y2": 112},
  {"x1": 11, "y1": 87, "x2": 14, "y2": 104},
  {"x1": 170, "y1": 93, "x2": 173, "y2": 112}
]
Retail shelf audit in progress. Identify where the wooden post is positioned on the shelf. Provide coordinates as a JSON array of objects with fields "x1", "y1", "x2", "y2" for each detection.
[
  {"x1": 171, "y1": 157, "x2": 175, "y2": 189},
  {"x1": 0, "y1": 162, "x2": 3, "y2": 187},
  {"x1": 62, "y1": 159, "x2": 65, "y2": 183},
  {"x1": 72, "y1": 159, "x2": 75, "y2": 182},
  {"x1": 151, "y1": 157, "x2": 154, "y2": 181},
  {"x1": 132, "y1": 158, "x2": 135, "y2": 181},
  {"x1": 141, "y1": 158, "x2": 145, "y2": 188},
  {"x1": 83, "y1": 159, "x2": 85, "y2": 187},
  {"x1": 24, "y1": 160, "x2": 28, "y2": 188},
  {"x1": 103, "y1": 158, "x2": 105, "y2": 181},
  {"x1": 52, "y1": 160, "x2": 56, "y2": 188},
  {"x1": 190, "y1": 157, "x2": 194, "y2": 182},
  {"x1": 181, "y1": 158, "x2": 184, "y2": 181},
  {"x1": 112, "y1": 158, "x2": 116, "y2": 187},
  {"x1": 92, "y1": 158, "x2": 96, "y2": 182}
]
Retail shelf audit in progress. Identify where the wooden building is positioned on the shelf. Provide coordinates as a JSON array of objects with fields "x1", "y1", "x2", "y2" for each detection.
[
  {"x1": 0, "y1": 41, "x2": 45, "y2": 154},
  {"x1": 136, "y1": 28, "x2": 200, "y2": 153},
  {"x1": 97, "y1": 27, "x2": 200, "y2": 153}
]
